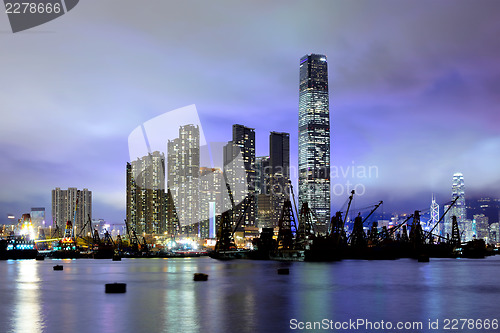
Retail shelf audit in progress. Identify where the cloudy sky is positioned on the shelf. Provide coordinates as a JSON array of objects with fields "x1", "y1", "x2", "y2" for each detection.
[{"x1": 1, "y1": 0, "x2": 499, "y2": 224}]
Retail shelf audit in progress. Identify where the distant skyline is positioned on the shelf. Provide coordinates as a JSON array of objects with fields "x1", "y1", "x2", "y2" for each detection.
[{"x1": 1, "y1": 0, "x2": 499, "y2": 224}]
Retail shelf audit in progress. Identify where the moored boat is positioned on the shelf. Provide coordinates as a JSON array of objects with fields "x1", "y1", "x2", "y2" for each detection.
[{"x1": 0, "y1": 236, "x2": 38, "y2": 260}]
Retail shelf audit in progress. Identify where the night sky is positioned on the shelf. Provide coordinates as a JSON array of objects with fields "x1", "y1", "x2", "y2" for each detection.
[{"x1": 1, "y1": 0, "x2": 499, "y2": 225}]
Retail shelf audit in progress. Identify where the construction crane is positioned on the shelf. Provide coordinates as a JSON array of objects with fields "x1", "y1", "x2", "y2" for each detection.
[
  {"x1": 343, "y1": 190, "x2": 356, "y2": 229},
  {"x1": 212, "y1": 171, "x2": 254, "y2": 258},
  {"x1": 347, "y1": 200, "x2": 383, "y2": 246}
]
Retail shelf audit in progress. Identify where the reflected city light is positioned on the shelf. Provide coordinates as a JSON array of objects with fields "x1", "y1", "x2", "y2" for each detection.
[{"x1": 14, "y1": 261, "x2": 44, "y2": 333}]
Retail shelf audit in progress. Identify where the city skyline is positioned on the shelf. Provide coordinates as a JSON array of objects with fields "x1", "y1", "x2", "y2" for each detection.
[{"x1": 1, "y1": 1, "x2": 500, "y2": 224}]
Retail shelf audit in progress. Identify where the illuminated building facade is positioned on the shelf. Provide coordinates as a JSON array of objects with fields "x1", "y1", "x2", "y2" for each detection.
[
  {"x1": 255, "y1": 156, "x2": 271, "y2": 228},
  {"x1": 490, "y1": 223, "x2": 499, "y2": 244},
  {"x1": 52, "y1": 187, "x2": 92, "y2": 235},
  {"x1": 127, "y1": 151, "x2": 166, "y2": 234},
  {"x1": 199, "y1": 167, "x2": 224, "y2": 239},
  {"x1": 474, "y1": 214, "x2": 489, "y2": 241},
  {"x1": 224, "y1": 124, "x2": 256, "y2": 229},
  {"x1": 168, "y1": 124, "x2": 200, "y2": 237},
  {"x1": 298, "y1": 53, "x2": 330, "y2": 233},
  {"x1": 444, "y1": 173, "x2": 467, "y2": 240},
  {"x1": 429, "y1": 195, "x2": 440, "y2": 235},
  {"x1": 269, "y1": 131, "x2": 290, "y2": 227}
]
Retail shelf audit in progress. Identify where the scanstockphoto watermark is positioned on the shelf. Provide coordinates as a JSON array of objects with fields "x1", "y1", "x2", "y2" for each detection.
[
  {"x1": 331, "y1": 162, "x2": 379, "y2": 196},
  {"x1": 3, "y1": 0, "x2": 79, "y2": 33}
]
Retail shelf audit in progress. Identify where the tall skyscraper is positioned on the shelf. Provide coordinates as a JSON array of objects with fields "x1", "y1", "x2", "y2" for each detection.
[
  {"x1": 298, "y1": 53, "x2": 330, "y2": 233},
  {"x1": 429, "y1": 194, "x2": 440, "y2": 234},
  {"x1": 52, "y1": 187, "x2": 92, "y2": 235},
  {"x1": 444, "y1": 173, "x2": 467, "y2": 239},
  {"x1": 167, "y1": 124, "x2": 200, "y2": 237},
  {"x1": 127, "y1": 151, "x2": 166, "y2": 234},
  {"x1": 269, "y1": 131, "x2": 290, "y2": 227}
]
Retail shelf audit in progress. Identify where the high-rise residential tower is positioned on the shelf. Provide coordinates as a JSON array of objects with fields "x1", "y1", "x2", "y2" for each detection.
[
  {"x1": 127, "y1": 151, "x2": 166, "y2": 234},
  {"x1": 52, "y1": 187, "x2": 92, "y2": 235},
  {"x1": 298, "y1": 53, "x2": 330, "y2": 233},
  {"x1": 167, "y1": 124, "x2": 200, "y2": 237}
]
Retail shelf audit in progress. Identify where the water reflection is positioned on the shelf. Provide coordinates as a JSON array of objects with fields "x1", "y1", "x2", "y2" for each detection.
[
  {"x1": 14, "y1": 260, "x2": 43, "y2": 333},
  {"x1": 2, "y1": 257, "x2": 500, "y2": 333}
]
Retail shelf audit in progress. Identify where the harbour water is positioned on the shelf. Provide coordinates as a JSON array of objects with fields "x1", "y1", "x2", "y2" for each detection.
[{"x1": 1, "y1": 256, "x2": 499, "y2": 333}]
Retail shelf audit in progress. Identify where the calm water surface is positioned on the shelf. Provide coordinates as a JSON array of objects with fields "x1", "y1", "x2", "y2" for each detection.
[{"x1": 1, "y1": 257, "x2": 499, "y2": 333}]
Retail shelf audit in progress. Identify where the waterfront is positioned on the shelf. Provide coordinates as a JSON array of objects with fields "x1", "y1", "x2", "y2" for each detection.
[{"x1": 1, "y1": 257, "x2": 500, "y2": 333}]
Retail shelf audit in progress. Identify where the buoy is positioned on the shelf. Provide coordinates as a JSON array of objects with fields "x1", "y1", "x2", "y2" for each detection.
[
  {"x1": 277, "y1": 268, "x2": 289, "y2": 275},
  {"x1": 105, "y1": 283, "x2": 126, "y2": 293},
  {"x1": 193, "y1": 273, "x2": 208, "y2": 281},
  {"x1": 53, "y1": 265, "x2": 63, "y2": 271}
]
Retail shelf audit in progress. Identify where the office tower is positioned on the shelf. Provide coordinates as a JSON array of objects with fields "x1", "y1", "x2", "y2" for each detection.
[
  {"x1": 429, "y1": 195, "x2": 439, "y2": 234},
  {"x1": 255, "y1": 156, "x2": 271, "y2": 228},
  {"x1": 298, "y1": 53, "x2": 330, "y2": 233},
  {"x1": 269, "y1": 132, "x2": 290, "y2": 227},
  {"x1": 474, "y1": 214, "x2": 489, "y2": 241},
  {"x1": 255, "y1": 156, "x2": 271, "y2": 195},
  {"x1": 52, "y1": 187, "x2": 92, "y2": 235},
  {"x1": 127, "y1": 151, "x2": 166, "y2": 235},
  {"x1": 167, "y1": 124, "x2": 200, "y2": 237},
  {"x1": 444, "y1": 173, "x2": 467, "y2": 240},
  {"x1": 225, "y1": 124, "x2": 256, "y2": 228},
  {"x1": 489, "y1": 223, "x2": 499, "y2": 244}
]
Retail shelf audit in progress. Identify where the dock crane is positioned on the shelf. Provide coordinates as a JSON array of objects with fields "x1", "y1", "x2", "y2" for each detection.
[
  {"x1": 124, "y1": 218, "x2": 140, "y2": 254},
  {"x1": 347, "y1": 200, "x2": 383, "y2": 247},
  {"x1": 211, "y1": 172, "x2": 253, "y2": 258}
]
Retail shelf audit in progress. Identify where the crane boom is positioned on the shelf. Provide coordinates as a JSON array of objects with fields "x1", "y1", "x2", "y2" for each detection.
[
  {"x1": 362, "y1": 201, "x2": 383, "y2": 224},
  {"x1": 342, "y1": 190, "x2": 355, "y2": 227},
  {"x1": 427, "y1": 196, "x2": 460, "y2": 236}
]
